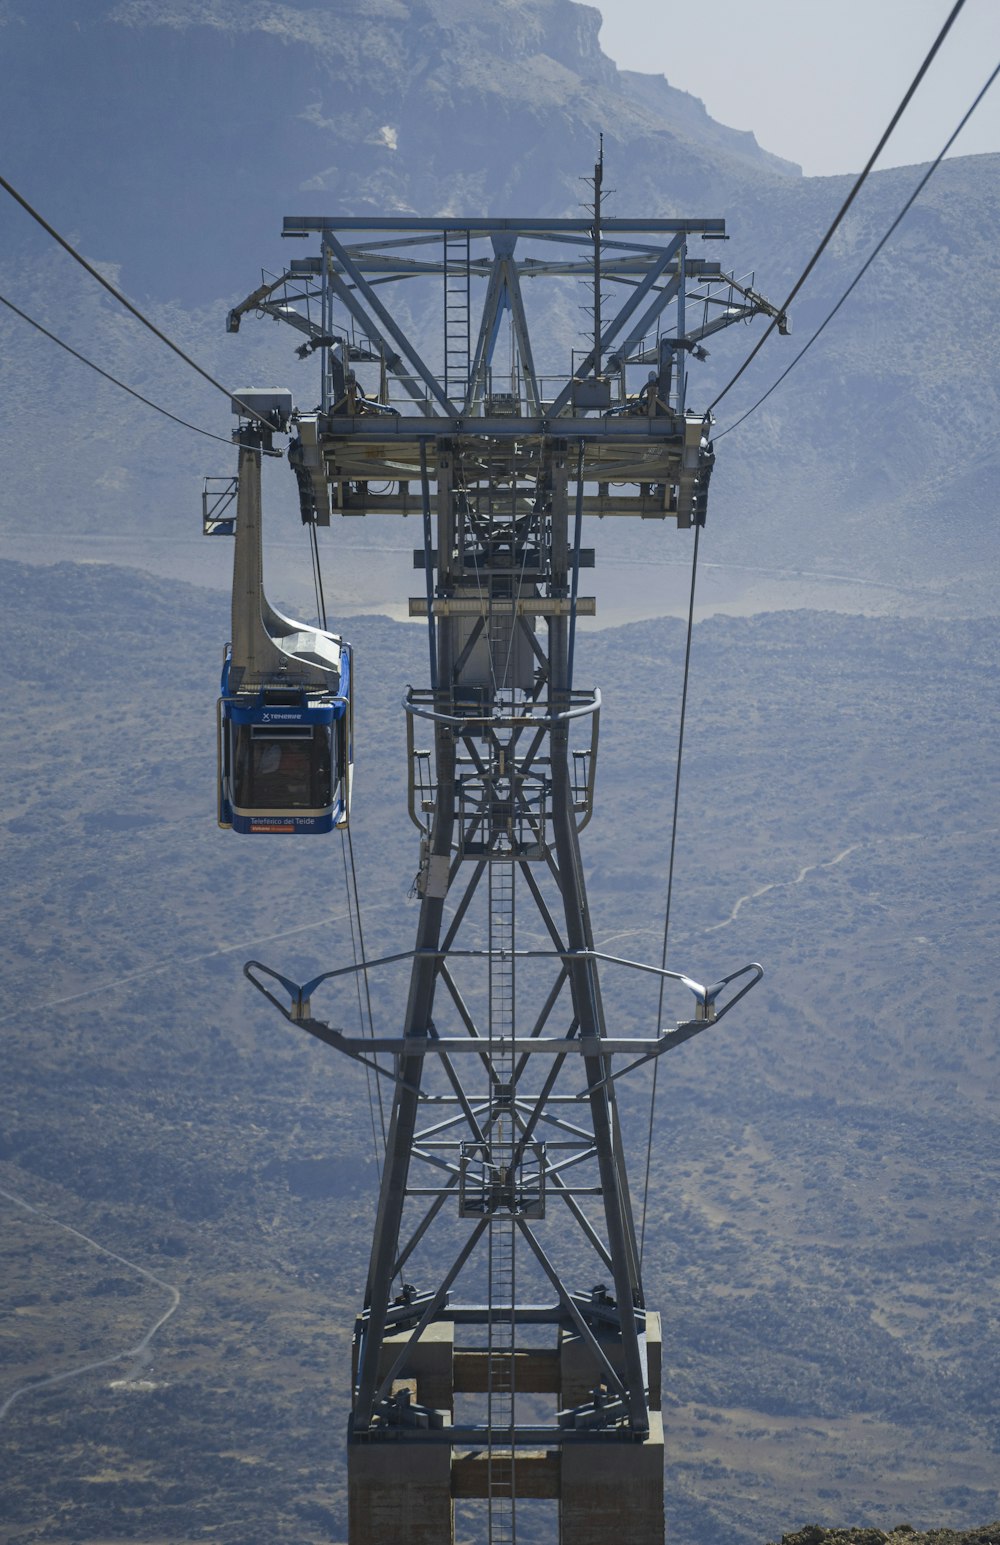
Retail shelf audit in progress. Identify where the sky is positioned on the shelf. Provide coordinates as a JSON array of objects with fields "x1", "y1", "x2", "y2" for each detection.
[{"x1": 593, "y1": 0, "x2": 1000, "y2": 177}]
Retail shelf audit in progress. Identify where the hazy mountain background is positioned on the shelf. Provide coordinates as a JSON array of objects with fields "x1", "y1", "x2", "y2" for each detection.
[
  {"x1": 1, "y1": 2, "x2": 997, "y2": 1543},
  {"x1": 2, "y1": 0, "x2": 998, "y2": 618}
]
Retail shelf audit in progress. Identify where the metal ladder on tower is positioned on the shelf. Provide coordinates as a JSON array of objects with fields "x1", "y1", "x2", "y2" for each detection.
[
  {"x1": 443, "y1": 227, "x2": 471, "y2": 404},
  {"x1": 483, "y1": 472, "x2": 519, "y2": 699},
  {"x1": 487, "y1": 844, "x2": 516, "y2": 1545}
]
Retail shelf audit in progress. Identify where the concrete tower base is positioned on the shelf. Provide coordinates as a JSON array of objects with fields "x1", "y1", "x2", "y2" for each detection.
[
  {"x1": 346, "y1": 1314, "x2": 665, "y2": 1543},
  {"x1": 558, "y1": 1412, "x2": 666, "y2": 1545},
  {"x1": 348, "y1": 1434, "x2": 454, "y2": 1545}
]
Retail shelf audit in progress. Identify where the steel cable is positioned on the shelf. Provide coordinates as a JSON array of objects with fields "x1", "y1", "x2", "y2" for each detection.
[
  {"x1": 303, "y1": 516, "x2": 385, "y2": 1172},
  {"x1": 639, "y1": 522, "x2": 701, "y2": 1270},
  {"x1": 0, "y1": 170, "x2": 277, "y2": 431},
  {"x1": 705, "y1": 0, "x2": 969, "y2": 417},
  {"x1": 0, "y1": 290, "x2": 233, "y2": 445},
  {"x1": 715, "y1": 55, "x2": 1000, "y2": 441},
  {"x1": 340, "y1": 829, "x2": 387, "y2": 1179},
  {"x1": 308, "y1": 522, "x2": 328, "y2": 629}
]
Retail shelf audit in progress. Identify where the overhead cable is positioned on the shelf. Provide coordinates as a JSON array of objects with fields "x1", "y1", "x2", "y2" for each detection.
[
  {"x1": 308, "y1": 520, "x2": 384, "y2": 1171},
  {"x1": 705, "y1": 0, "x2": 969, "y2": 416},
  {"x1": 0, "y1": 171, "x2": 274, "y2": 430},
  {"x1": 0, "y1": 290, "x2": 234, "y2": 446},
  {"x1": 308, "y1": 521, "x2": 328, "y2": 630},
  {"x1": 715, "y1": 55, "x2": 1000, "y2": 441},
  {"x1": 639, "y1": 521, "x2": 701, "y2": 1270},
  {"x1": 341, "y1": 829, "x2": 387, "y2": 1180}
]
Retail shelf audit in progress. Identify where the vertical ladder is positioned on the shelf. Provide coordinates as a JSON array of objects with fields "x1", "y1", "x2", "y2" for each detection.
[
  {"x1": 487, "y1": 851, "x2": 516, "y2": 1545},
  {"x1": 485, "y1": 476, "x2": 518, "y2": 697},
  {"x1": 443, "y1": 228, "x2": 471, "y2": 404}
]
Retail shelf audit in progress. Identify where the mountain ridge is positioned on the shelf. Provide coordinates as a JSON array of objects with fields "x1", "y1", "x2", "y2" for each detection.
[
  {"x1": 2, "y1": 0, "x2": 996, "y2": 618},
  {"x1": 1, "y1": 0, "x2": 799, "y2": 304}
]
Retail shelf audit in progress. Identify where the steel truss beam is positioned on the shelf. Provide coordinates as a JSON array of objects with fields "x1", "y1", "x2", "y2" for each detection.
[{"x1": 236, "y1": 215, "x2": 772, "y2": 1539}]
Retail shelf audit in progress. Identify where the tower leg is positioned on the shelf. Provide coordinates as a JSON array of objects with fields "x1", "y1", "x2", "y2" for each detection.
[{"x1": 348, "y1": 1319, "x2": 455, "y2": 1543}]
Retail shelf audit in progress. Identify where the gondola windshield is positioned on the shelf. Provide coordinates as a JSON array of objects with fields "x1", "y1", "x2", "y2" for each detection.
[{"x1": 233, "y1": 724, "x2": 333, "y2": 812}]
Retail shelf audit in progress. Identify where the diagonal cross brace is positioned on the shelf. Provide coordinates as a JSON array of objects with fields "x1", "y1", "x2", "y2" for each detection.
[
  {"x1": 324, "y1": 231, "x2": 459, "y2": 417},
  {"x1": 546, "y1": 235, "x2": 685, "y2": 416}
]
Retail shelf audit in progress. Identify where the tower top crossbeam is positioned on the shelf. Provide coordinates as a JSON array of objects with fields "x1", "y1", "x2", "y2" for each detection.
[
  {"x1": 228, "y1": 214, "x2": 782, "y2": 530},
  {"x1": 281, "y1": 215, "x2": 728, "y2": 234}
]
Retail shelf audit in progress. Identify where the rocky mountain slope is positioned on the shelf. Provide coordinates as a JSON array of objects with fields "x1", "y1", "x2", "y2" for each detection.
[
  {"x1": 1, "y1": 0, "x2": 797, "y2": 301},
  {"x1": 1, "y1": 0, "x2": 997, "y2": 611},
  {"x1": 774, "y1": 1527, "x2": 1000, "y2": 1545}
]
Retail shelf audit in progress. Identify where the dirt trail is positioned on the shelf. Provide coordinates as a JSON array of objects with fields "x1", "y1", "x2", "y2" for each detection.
[
  {"x1": 0, "y1": 1184, "x2": 181, "y2": 1421},
  {"x1": 706, "y1": 843, "x2": 861, "y2": 932}
]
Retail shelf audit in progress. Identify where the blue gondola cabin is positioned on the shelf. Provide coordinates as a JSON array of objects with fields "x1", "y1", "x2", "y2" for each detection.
[{"x1": 218, "y1": 644, "x2": 352, "y2": 834}]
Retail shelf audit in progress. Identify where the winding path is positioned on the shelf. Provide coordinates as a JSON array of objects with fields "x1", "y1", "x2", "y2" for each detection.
[
  {"x1": 0, "y1": 1184, "x2": 180, "y2": 1421},
  {"x1": 704, "y1": 842, "x2": 862, "y2": 932},
  {"x1": 703, "y1": 824, "x2": 998, "y2": 936}
]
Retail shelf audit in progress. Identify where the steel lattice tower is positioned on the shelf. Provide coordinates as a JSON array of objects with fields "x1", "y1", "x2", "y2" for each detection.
[{"x1": 234, "y1": 210, "x2": 774, "y2": 1544}]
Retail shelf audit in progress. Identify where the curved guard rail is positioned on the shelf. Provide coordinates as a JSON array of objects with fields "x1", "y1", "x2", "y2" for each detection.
[
  {"x1": 245, "y1": 948, "x2": 762, "y2": 1026},
  {"x1": 244, "y1": 959, "x2": 424, "y2": 1096},
  {"x1": 245, "y1": 950, "x2": 762, "y2": 1104}
]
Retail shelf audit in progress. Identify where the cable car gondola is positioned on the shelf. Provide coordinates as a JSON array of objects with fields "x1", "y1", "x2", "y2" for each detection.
[{"x1": 216, "y1": 393, "x2": 353, "y2": 834}]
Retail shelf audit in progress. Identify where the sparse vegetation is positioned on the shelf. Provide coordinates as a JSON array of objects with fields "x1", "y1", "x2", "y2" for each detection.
[{"x1": 0, "y1": 560, "x2": 996, "y2": 1545}]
